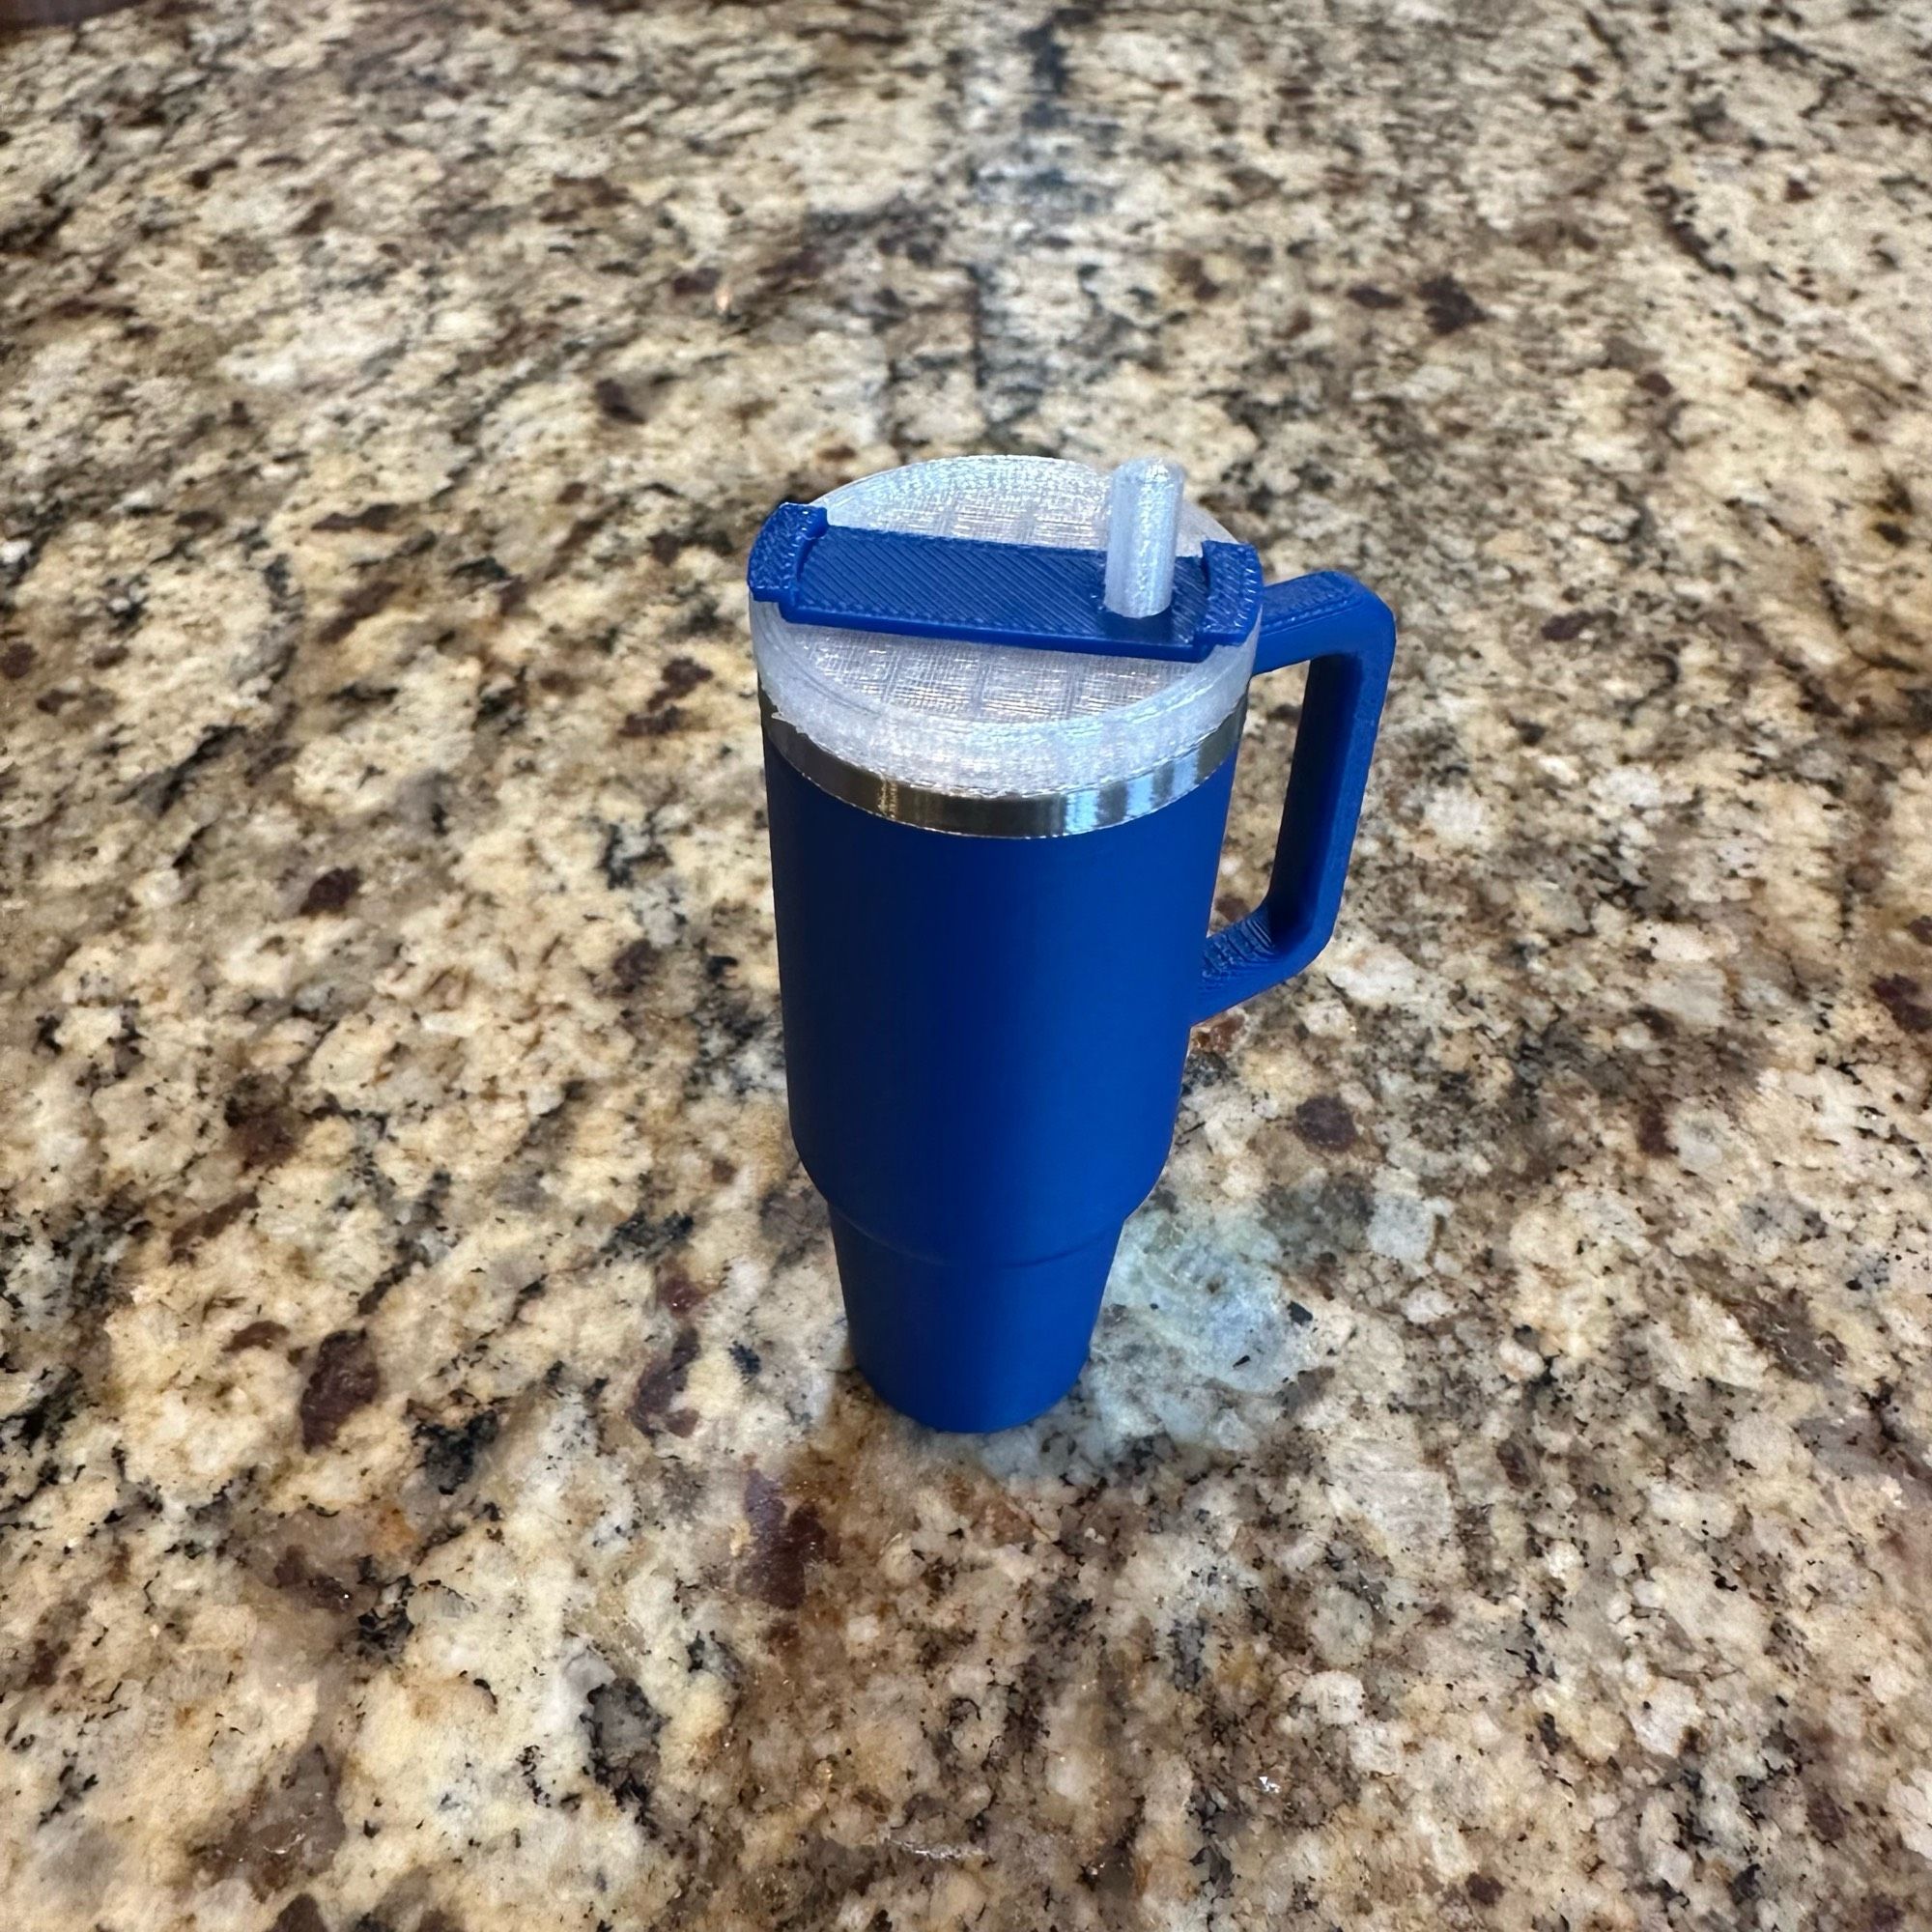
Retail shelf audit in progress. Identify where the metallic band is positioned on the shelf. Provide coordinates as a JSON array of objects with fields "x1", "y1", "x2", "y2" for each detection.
[{"x1": 758, "y1": 687, "x2": 1245, "y2": 838}]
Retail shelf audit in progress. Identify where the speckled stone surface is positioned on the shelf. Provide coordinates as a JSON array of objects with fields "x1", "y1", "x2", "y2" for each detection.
[{"x1": 2, "y1": 2, "x2": 1930, "y2": 1928}]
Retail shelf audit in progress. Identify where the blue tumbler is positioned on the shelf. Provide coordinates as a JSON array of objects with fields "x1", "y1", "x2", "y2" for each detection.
[{"x1": 748, "y1": 455, "x2": 1393, "y2": 1431}]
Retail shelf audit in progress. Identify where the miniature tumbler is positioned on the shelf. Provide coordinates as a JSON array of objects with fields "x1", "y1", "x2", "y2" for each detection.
[{"x1": 747, "y1": 455, "x2": 1394, "y2": 1430}]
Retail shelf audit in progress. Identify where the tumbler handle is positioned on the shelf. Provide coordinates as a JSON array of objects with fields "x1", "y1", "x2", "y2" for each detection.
[{"x1": 1195, "y1": 572, "x2": 1395, "y2": 1023}]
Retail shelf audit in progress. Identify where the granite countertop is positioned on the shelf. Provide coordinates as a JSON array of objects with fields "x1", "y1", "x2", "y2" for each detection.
[{"x1": 3, "y1": 2, "x2": 1929, "y2": 1927}]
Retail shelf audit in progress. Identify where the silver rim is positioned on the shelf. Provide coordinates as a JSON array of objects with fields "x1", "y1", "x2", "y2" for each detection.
[{"x1": 759, "y1": 687, "x2": 1245, "y2": 838}]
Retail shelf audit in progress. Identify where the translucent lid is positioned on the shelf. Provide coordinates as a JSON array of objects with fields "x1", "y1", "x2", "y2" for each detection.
[{"x1": 750, "y1": 456, "x2": 1257, "y2": 801}]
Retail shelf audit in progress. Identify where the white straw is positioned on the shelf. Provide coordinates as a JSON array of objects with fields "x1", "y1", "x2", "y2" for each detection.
[{"x1": 1102, "y1": 456, "x2": 1186, "y2": 618}]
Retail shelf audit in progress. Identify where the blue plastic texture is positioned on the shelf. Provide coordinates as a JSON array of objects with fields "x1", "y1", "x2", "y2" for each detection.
[
  {"x1": 764, "y1": 735, "x2": 1239, "y2": 1431},
  {"x1": 1195, "y1": 571, "x2": 1396, "y2": 1020},
  {"x1": 746, "y1": 500, "x2": 1264, "y2": 664}
]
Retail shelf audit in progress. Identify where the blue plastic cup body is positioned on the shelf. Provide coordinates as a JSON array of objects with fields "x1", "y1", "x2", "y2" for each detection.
[
  {"x1": 755, "y1": 543, "x2": 1394, "y2": 1432},
  {"x1": 763, "y1": 732, "x2": 1240, "y2": 1431}
]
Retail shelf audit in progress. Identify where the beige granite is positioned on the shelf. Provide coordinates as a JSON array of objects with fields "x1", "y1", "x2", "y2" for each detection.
[{"x1": 2, "y1": 1, "x2": 1931, "y2": 1927}]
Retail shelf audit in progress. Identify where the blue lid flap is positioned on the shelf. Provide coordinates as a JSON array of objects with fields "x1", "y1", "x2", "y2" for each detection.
[{"x1": 747, "y1": 502, "x2": 1262, "y2": 665}]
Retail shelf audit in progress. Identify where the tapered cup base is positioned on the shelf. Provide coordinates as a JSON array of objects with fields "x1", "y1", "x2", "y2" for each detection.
[{"x1": 830, "y1": 1211, "x2": 1118, "y2": 1433}]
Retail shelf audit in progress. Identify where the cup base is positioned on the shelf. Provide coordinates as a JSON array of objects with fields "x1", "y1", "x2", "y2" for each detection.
[{"x1": 829, "y1": 1212, "x2": 1118, "y2": 1432}]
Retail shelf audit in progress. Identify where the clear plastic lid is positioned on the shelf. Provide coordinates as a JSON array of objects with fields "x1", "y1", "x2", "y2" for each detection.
[{"x1": 750, "y1": 456, "x2": 1257, "y2": 802}]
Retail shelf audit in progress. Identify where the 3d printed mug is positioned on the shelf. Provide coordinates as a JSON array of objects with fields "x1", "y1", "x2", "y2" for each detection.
[{"x1": 747, "y1": 455, "x2": 1395, "y2": 1430}]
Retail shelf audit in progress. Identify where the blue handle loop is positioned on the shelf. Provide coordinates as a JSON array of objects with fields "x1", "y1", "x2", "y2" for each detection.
[{"x1": 1196, "y1": 571, "x2": 1395, "y2": 1022}]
